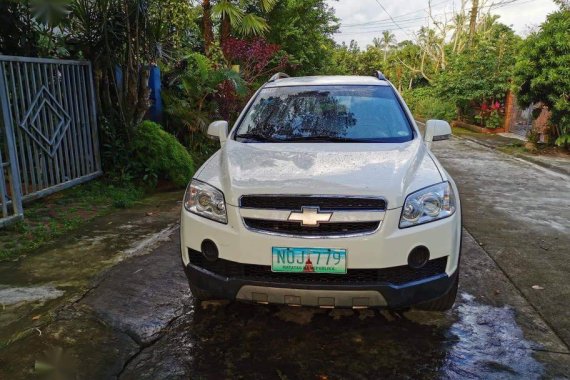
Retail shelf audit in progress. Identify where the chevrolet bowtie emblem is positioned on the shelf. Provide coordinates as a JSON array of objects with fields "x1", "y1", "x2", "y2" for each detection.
[{"x1": 288, "y1": 207, "x2": 332, "y2": 227}]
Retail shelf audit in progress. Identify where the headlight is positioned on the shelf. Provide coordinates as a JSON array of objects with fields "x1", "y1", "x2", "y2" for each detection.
[
  {"x1": 399, "y1": 182, "x2": 456, "y2": 228},
  {"x1": 184, "y1": 179, "x2": 227, "y2": 224}
]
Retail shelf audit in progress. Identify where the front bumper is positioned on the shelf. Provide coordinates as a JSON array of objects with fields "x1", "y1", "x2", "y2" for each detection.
[
  {"x1": 184, "y1": 262, "x2": 458, "y2": 308},
  {"x1": 181, "y1": 189, "x2": 462, "y2": 308},
  {"x1": 181, "y1": 205, "x2": 462, "y2": 271}
]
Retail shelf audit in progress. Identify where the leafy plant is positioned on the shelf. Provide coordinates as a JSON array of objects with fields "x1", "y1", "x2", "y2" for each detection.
[
  {"x1": 555, "y1": 134, "x2": 570, "y2": 147},
  {"x1": 404, "y1": 87, "x2": 456, "y2": 121},
  {"x1": 514, "y1": 8, "x2": 570, "y2": 148},
  {"x1": 0, "y1": 1, "x2": 38, "y2": 56},
  {"x1": 475, "y1": 101, "x2": 502, "y2": 128},
  {"x1": 201, "y1": 0, "x2": 277, "y2": 55},
  {"x1": 526, "y1": 128, "x2": 540, "y2": 144},
  {"x1": 436, "y1": 23, "x2": 520, "y2": 122},
  {"x1": 265, "y1": 0, "x2": 339, "y2": 76},
  {"x1": 130, "y1": 121, "x2": 195, "y2": 188},
  {"x1": 162, "y1": 51, "x2": 247, "y2": 137},
  {"x1": 486, "y1": 110, "x2": 502, "y2": 129}
]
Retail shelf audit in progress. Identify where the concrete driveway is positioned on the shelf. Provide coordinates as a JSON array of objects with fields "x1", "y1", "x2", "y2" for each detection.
[{"x1": 0, "y1": 137, "x2": 569, "y2": 379}]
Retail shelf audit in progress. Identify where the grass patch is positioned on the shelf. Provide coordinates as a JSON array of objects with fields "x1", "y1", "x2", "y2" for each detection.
[
  {"x1": 451, "y1": 126, "x2": 498, "y2": 140},
  {"x1": 0, "y1": 179, "x2": 145, "y2": 262},
  {"x1": 497, "y1": 144, "x2": 527, "y2": 155}
]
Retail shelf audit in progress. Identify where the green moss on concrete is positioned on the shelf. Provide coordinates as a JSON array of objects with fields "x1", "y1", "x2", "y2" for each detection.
[{"x1": 0, "y1": 180, "x2": 145, "y2": 262}]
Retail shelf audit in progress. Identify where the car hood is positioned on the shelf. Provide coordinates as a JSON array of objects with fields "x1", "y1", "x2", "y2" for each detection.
[{"x1": 196, "y1": 139, "x2": 442, "y2": 209}]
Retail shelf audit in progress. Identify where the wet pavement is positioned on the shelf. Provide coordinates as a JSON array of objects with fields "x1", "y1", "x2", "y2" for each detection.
[
  {"x1": 0, "y1": 190, "x2": 183, "y2": 378},
  {"x1": 117, "y1": 231, "x2": 568, "y2": 380},
  {"x1": 1, "y1": 226, "x2": 568, "y2": 379},
  {"x1": 1, "y1": 139, "x2": 570, "y2": 379},
  {"x1": 432, "y1": 137, "x2": 570, "y2": 347}
]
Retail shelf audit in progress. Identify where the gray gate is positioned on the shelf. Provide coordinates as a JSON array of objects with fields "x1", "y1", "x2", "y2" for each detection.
[{"x1": 0, "y1": 55, "x2": 101, "y2": 227}]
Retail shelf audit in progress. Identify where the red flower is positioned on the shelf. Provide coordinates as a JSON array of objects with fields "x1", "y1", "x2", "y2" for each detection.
[
  {"x1": 481, "y1": 103, "x2": 489, "y2": 111},
  {"x1": 221, "y1": 37, "x2": 288, "y2": 84}
]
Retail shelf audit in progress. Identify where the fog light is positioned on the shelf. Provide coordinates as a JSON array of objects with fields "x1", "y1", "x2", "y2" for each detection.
[
  {"x1": 408, "y1": 246, "x2": 430, "y2": 269},
  {"x1": 201, "y1": 239, "x2": 219, "y2": 262}
]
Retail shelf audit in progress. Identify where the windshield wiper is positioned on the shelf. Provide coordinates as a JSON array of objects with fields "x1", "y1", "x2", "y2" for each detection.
[
  {"x1": 279, "y1": 135, "x2": 364, "y2": 142},
  {"x1": 235, "y1": 133, "x2": 278, "y2": 142},
  {"x1": 236, "y1": 133, "x2": 370, "y2": 143}
]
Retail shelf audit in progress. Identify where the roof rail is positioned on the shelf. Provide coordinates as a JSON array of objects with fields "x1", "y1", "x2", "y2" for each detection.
[
  {"x1": 268, "y1": 72, "x2": 290, "y2": 82},
  {"x1": 373, "y1": 70, "x2": 386, "y2": 80}
]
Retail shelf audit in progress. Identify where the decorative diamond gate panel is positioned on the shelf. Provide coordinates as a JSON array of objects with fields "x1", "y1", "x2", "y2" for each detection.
[
  {"x1": 20, "y1": 86, "x2": 72, "y2": 157},
  {"x1": 0, "y1": 55, "x2": 101, "y2": 227}
]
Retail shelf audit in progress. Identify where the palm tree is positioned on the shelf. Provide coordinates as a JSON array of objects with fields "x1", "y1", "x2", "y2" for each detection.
[
  {"x1": 371, "y1": 37, "x2": 382, "y2": 49},
  {"x1": 380, "y1": 30, "x2": 396, "y2": 63},
  {"x1": 202, "y1": 0, "x2": 277, "y2": 56}
]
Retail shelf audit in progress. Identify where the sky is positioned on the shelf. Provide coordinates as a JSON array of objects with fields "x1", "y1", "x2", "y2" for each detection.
[{"x1": 328, "y1": 0, "x2": 559, "y2": 48}]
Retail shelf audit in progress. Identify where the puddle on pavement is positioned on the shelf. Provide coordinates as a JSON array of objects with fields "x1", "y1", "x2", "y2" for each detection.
[
  {"x1": 0, "y1": 285, "x2": 66, "y2": 342},
  {"x1": 0, "y1": 285, "x2": 64, "y2": 306},
  {"x1": 121, "y1": 292, "x2": 543, "y2": 379}
]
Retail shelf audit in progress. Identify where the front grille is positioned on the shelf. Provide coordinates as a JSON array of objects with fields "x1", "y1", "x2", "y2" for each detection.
[
  {"x1": 239, "y1": 195, "x2": 386, "y2": 211},
  {"x1": 243, "y1": 218, "x2": 380, "y2": 236},
  {"x1": 188, "y1": 249, "x2": 447, "y2": 286}
]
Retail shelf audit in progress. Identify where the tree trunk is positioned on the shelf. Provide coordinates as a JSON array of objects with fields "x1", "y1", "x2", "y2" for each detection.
[
  {"x1": 220, "y1": 14, "x2": 231, "y2": 46},
  {"x1": 468, "y1": 0, "x2": 478, "y2": 45},
  {"x1": 452, "y1": 27, "x2": 461, "y2": 53},
  {"x1": 202, "y1": 0, "x2": 214, "y2": 56}
]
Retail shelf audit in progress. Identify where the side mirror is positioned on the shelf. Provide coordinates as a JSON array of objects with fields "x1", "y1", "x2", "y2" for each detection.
[
  {"x1": 424, "y1": 119, "x2": 451, "y2": 148},
  {"x1": 207, "y1": 120, "x2": 228, "y2": 146}
]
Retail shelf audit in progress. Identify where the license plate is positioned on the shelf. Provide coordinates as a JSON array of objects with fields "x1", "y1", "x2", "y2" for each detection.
[{"x1": 271, "y1": 247, "x2": 347, "y2": 274}]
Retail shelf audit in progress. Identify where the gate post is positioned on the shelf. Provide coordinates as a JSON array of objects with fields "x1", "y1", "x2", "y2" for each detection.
[
  {"x1": 503, "y1": 90, "x2": 514, "y2": 133},
  {"x1": 0, "y1": 62, "x2": 24, "y2": 224}
]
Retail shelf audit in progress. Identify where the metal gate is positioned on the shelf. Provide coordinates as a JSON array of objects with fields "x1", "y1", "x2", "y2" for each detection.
[
  {"x1": 0, "y1": 55, "x2": 101, "y2": 227},
  {"x1": 509, "y1": 104, "x2": 533, "y2": 138}
]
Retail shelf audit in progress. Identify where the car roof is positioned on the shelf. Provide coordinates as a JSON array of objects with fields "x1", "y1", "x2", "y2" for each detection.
[{"x1": 264, "y1": 75, "x2": 390, "y2": 88}]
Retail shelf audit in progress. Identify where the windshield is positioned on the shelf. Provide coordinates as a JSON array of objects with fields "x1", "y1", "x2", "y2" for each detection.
[{"x1": 234, "y1": 85, "x2": 413, "y2": 143}]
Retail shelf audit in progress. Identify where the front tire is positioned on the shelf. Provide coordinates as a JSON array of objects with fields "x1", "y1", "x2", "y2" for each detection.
[{"x1": 415, "y1": 273, "x2": 459, "y2": 311}]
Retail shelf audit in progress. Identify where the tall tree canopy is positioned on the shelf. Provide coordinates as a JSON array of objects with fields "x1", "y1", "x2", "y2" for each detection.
[
  {"x1": 265, "y1": 0, "x2": 338, "y2": 76},
  {"x1": 201, "y1": 0, "x2": 277, "y2": 56},
  {"x1": 436, "y1": 23, "x2": 520, "y2": 115}
]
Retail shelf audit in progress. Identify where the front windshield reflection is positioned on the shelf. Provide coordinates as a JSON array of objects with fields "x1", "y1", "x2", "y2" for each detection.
[{"x1": 236, "y1": 85, "x2": 413, "y2": 143}]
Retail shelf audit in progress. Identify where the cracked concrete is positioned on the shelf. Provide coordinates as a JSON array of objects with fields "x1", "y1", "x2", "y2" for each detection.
[
  {"x1": 81, "y1": 235, "x2": 191, "y2": 346},
  {"x1": 0, "y1": 190, "x2": 183, "y2": 354}
]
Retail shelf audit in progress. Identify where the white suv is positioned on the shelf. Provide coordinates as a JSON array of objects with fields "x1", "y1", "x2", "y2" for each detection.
[{"x1": 180, "y1": 73, "x2": 461, "y2": 311}]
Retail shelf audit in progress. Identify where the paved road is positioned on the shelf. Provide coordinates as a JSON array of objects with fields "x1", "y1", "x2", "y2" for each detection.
[
  {"x1": 432, "y1": 137, "x2": 570, "y2": 347},
  {"x1": 1, "y1": 139, "x2": 569, "y2": 379}
]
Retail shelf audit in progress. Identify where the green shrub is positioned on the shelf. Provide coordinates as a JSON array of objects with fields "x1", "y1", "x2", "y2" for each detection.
[
  {"x1": 403, "y1": 87, "x2": 457, "y2": 121},
  {"x1": 131, "y1": 121, "x2": 195, "y2": 188}
]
